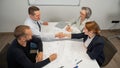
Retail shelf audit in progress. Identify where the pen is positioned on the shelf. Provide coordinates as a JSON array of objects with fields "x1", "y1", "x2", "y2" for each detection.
[
  {"x1": 74, "y1": 60, "x2": 82, "y2": 68},
  {"x1": 76, "y1": 60, "x2": 82, "y2": 65}
]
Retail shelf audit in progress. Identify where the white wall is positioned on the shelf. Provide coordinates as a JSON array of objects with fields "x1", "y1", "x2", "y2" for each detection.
[
  {"x1": 0, "y1": 0, "x2": 29, "y2": 32},
  {"x1": 0, "y1": 0, "x2": 120, "y2": 32}
]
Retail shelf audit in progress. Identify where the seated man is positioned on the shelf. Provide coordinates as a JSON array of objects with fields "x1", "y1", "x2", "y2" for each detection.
[
  {"x1": 24, "y1": 6, "x2": 56, "y2": 41},
  {"x1": 7, "y1": 25, "x2": 57, "y2": 68}
]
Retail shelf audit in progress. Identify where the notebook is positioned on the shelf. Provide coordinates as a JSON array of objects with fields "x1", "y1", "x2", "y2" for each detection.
[{"x1": 55, "y1": 22, "x2": 68, "y2": 29}]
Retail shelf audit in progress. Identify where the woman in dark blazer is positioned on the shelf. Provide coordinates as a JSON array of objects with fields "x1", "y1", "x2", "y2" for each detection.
[{"x1": 63, "y1": 21, "x2": 105, "y2": 66}]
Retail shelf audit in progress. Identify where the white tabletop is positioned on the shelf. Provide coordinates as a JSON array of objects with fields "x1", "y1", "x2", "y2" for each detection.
[
  {"x1": 41, "y1": 22, "x2": 80, "y2": 33},
  {"x1": 42, "y1": 22, "x2": 100, "y2": 68}
]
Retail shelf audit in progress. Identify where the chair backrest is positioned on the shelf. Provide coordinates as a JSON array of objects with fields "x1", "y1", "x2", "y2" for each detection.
[
  {"x1": 101, "y1": 36, "x2": 117, "y2": 67},
  {"x1": 0, "y1": 43, "x2": 10, "y2": 68}
]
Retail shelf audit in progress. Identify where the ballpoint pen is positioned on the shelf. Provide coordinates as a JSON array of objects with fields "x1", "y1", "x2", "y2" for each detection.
[
  {"x1": 74, "y1": 59, "x2": 82, "y2": 68},
  {"x1": 76, "y1": 60, "x2": 82, "y2": 65}
]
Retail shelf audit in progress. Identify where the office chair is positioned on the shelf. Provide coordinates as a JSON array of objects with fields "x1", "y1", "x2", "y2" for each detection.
[
  {"x1": 101, "y1": 36, "x2": 117, "y2": 67},
  {"x1": 0, "y1": 43, "x2": 10, "y2": 68}
]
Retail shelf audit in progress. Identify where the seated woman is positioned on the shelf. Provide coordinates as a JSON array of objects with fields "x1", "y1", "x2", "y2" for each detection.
[
  {"x1": 66, "y1": 7, "x2": 92, "y2": 33},
  {"x1": 56, "y1": 21, "x2": 105, "y2": 66}
]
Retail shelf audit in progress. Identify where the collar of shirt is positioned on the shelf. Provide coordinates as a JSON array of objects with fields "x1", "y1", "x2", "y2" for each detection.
[
  {"x1": 79, "y1": 18, "x2": 88, "y2": 25},
  {"x1": 28, "y1": 17, "x2": 39, "y2": 24},
  {"x1": 84, "y1": 35, "x2": 95, "y2": 47},
  {"x1": 14, "y1": 39, "x2": 26, "y2": 49}
]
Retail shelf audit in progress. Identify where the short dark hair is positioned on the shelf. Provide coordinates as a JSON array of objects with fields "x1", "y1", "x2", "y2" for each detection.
[
  {"x1": 14, "y1": 25, "x2": 30, "y2": 39},
  {"x1": 28, "y1": 6, "x2": 40, "y2": 15}
]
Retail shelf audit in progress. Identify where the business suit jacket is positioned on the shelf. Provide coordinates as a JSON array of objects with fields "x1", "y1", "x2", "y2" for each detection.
[{"x1": 72, "y1": 33, "x2": 105, "y2": 66}]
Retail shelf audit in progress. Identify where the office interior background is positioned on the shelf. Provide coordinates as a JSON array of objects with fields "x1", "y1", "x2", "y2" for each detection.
[
  {"x1": 0, "y1": 0, "x2": 120, "y2": 68},
  {"x1": 0, "y1": 0, "x2": 120, "y2": 32}
]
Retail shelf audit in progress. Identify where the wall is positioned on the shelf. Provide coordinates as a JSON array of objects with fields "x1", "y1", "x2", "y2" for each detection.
[
  {"x1": 0, "y1": 0, "x2": 120, "y2": 32},
  {"x1": 0, "y1": 0, "x2": 28, "y2": 32}
]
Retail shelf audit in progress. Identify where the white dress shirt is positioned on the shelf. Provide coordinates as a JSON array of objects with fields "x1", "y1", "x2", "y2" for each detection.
[
  {"x1": 24, "y1": 17, "x2": 55, "y2": 41},
  {"x1": 84, "y1": 36, "x2": 95, "y2": 47}
]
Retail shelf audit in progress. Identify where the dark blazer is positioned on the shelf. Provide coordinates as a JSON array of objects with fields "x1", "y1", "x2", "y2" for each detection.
[{"x1": 72, "y1": 33, "x2": 105, "y2": 66}]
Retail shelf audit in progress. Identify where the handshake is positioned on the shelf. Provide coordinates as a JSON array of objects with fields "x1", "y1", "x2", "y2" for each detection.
[
  {"x1": 55, "y1": 32, "x2": 71, "y2": 38},
  {"x1": 55, "y1": 32, "x2": 65, "y2": 38}
]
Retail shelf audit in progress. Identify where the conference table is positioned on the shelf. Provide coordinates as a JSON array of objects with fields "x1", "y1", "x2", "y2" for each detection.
[{"x1": 41, "y1": 22, "x2": 100, "y2": 68}]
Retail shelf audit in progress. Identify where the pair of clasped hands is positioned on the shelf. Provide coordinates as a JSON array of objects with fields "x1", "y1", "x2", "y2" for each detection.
[
  {"x1": 55, "y1": 32, "x2": 66, "y2": 38},
  {"x1": 55, "y1": 25, "x2": 72, "y2": 38}
]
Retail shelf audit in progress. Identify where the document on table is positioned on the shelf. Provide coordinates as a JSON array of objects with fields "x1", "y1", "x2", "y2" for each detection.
[
  {"x1": 43, "y1": 40, "x2": 83, "y2": 68},
  {"x1": 43, "y1": 41, "x2": 65, "y2": 67},
  {"x1": 55, "y1": 22, "x2": 68, "y2": 29}
]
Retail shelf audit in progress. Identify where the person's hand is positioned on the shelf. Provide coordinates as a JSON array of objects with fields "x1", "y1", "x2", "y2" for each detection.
[
  {"x1": 49, "y1": 53, "x2": 57, "y2": 62},
  {"x1": 36, "y1": 52, "x2": 43, "y2": 63},
  {"x1": 55, "y1": 32, "x2": 65, "y2": 38},
  {"x1": 66, "y1": 25, "x2": 72, "y2": 32},
  {"x1": 43, "y1": 21, "x2": 48, "y2": 25}
]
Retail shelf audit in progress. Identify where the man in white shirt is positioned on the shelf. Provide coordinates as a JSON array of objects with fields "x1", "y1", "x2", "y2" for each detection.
[
  {"x1": 66, "y1": 7, "x2": 92, "y2": 33},
  {"x1": 24, "y1": 6, "x2": 56, "y2": 41}
]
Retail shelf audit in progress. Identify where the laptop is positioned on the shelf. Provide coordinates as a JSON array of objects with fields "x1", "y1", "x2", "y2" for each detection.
[{"x1": 55, "y1": 22, "x2": 68, "y2": 29}]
